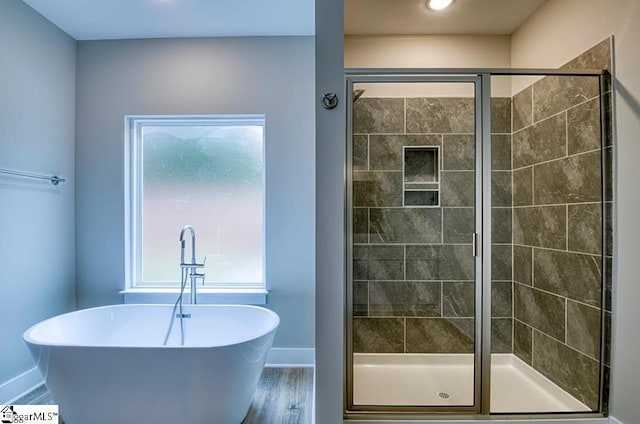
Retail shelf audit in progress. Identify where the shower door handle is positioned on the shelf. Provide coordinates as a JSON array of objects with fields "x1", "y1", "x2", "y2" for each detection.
[{"x1": 472, "y1": 233, "x2": 480, "y2": 257}]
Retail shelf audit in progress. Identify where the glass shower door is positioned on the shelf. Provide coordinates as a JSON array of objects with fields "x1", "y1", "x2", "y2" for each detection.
[
  {"x1": 488, "y1": 73, "x2": 609, "y2": 415},
  {"x1": 346, "y1": 77, "x2": 482, "y2": 412}
]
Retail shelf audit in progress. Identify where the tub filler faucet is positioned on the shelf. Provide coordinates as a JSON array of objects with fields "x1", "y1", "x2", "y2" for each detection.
[{"x1": 179, "y1": 225, "x2": 205, "y2": 304}]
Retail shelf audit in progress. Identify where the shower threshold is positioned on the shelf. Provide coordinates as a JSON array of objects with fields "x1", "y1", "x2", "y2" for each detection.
[{"x1": 353, "y1": 353, "x2": 590, "y2": 412}]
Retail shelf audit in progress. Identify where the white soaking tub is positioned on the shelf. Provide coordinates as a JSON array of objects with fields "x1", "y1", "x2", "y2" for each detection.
[{"x1": 23, "y1": 304, "x2": 279, "y2": 424}]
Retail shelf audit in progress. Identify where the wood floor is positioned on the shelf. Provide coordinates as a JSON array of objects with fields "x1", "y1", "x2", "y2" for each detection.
[
  {"x1": 14, "y1": 367, "x2": 314, "y2": 424},
  {"x1": 242, "y1": 368, "x2": 313, "y2": 424}
]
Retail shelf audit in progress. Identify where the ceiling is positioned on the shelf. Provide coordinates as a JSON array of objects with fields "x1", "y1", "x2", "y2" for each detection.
[
  {"x1": 345, "y1": 0, "x2": 548, "y2": 35},
  {"x1": 21, "y1": 0, "x2": 315, "y2": 40}
]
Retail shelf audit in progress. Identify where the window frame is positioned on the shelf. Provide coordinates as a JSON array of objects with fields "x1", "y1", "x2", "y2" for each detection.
[{"x1": 124, "y1": 115, "x2": 267, "y2": 290}]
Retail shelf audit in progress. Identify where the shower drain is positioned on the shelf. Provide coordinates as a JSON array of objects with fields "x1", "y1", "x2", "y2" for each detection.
[{"x1": 438, "y1": 392, "x2": 451, "y2": 399}]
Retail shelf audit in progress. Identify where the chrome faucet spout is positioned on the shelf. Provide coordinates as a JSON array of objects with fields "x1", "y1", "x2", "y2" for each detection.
[
  {"x1": 179, "y1": 225, "x2": 196, "y2": 264},
  {"x1": 178, "y1": 225, "x2": 204, "y2": 304}
]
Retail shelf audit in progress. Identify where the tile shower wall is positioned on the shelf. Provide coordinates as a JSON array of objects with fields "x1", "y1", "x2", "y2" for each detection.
[
  {"x1": 352, "y1": 95, "x2": 513, "y2": 354},
  {"x1": 511, "y1": 39, "x2": 612, "y2": 411}
]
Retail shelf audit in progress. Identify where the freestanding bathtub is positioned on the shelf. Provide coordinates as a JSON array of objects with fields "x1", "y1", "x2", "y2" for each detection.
[{"x1": 23, "y1": 304, "x2": 279, "y2": 424}]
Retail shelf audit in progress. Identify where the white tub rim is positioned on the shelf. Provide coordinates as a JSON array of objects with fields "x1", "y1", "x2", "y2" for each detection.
[{"x1": 23, "y1": 303, "x2": 279, "y2": 349}]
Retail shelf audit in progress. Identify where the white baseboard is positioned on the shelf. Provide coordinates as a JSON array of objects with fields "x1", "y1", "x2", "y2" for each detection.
[
  {"x1": 0, "y1": 367, "x2": 43, "y2": 404},
  {"x1": 610, "y1": 417, "x2": 624, "y2": 424},
  {"x1": 266, "y1": 348, "x2": 315, "y2": 367}
]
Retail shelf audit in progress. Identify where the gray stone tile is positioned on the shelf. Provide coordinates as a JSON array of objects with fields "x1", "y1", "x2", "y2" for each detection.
[
  {"x1": 514, "y1": 283, "x2": 565, "y2": 341},
  {"x1": 406, "y1": 245, "x2": 474, "y2": 281},
  {"x1": 492, "y1": 244, "x2": 512, "y2": 281},
  {"x1": 567, "y1": 301, "x2": 601, "y2": 360},
  {"x1": 492, "y1": 134, "x2": 511, "y2": 170},
  {"x1": 370, "y1": 208, "x2": 441, "y2": 243},
  {"x1": 369, "y1": 134, "x2": 441, "y2": 171},
  {"x1": 354, "y1": 98, "x2": 404, "y2": 134},
  {"x1": 513, "y1": 113, "x2": 566, "y2": 169},
  {"x1": 513, "y1": 206, "x2": 566, "y2": 250},
  {"x1": 443, "y1": 134, "x2": 474, "y2": 170},
  {"x1": 532, "y1": 76, "x2": 599, "y2": 123},
  {"x1": 491, "y1": 171, "x2": 512, "y2": 207},
  {"x1": 406, "y1": 318, "x2": 474, "y2": 353},
  {"x1": 513, "y1": 167, "x2": 533, "y2": 206},
  {"x1": 353, "y1": 318, "x2": 404, "y2": 353},
  {"x1": 443, "y1": 281, "x2": 475, "y2": 318},
  {"x1": 514, "y1": 320, "x2": 533, "y2": 365},
  {"x1": 353, "y1": 135, "x2": 368, "y2": 170},
  {"x1": 443, "y1": 207, "x2": 474, "y2": 243},
  {"x1": 492, "y1": 97, "x2": 512, "y2": 134},
  {"x1": 353, "y1": 245, "x2": 404, "y2": 281},
  {"x1": 441, "y1": 171, "x2": 475, "y2": 207},
  {"x1": 562, "y1": 38, "x2": 612, "y2": 72},
  {"x1": 533, "y1": 248, "x2": 601, "y2": 307},
  {"x1": 369, "y1": 281, "x2": 441, "y2": 317},
  {"x1": 353, "y1": 208, "x2": 368, "y2": 244},
  {"x1": 353, "y1": 171, "x2": 402, "y2": 207},
  {"x1": 492, "y1": 318, "x2": 513, "y2": 354},
  {"x1": 491, "y1": 208, "x2": 512, "y2": 244},
  {"x1": 492, "y1": 281, "x2": 512, "y2": 318},
  {"x1": 406, "y1": 98, "x2": 474, "y2": 134},
  {"x1": 568, "y1": 203, "x2": 602, "y2": 255},
  {"x1": 354, "y1": 281, "x2": 368, "y2": 317},
  {"x1": 533, "y1": 330, "x2": 600, "y2": 410},
  {"x1": 513, "y1": 245, "x2": 533, "y2": 285},
  {"x1": 512, "y1": 86, "x2": 533, "y2": 132},
  {"x1": 533, "y1": 151, "x2": 602, "y2": 205},
  {"x1": 568, "y1": 97, "x2": 601, "y2": 155}
]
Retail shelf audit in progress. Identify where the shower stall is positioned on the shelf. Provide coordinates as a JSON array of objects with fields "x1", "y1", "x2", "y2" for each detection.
[{"x1": 345, "y1": 64, "x2": 612, "y2": 417}]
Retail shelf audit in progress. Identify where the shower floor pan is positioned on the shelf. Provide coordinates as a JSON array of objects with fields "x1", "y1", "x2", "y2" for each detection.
[{"x1": 353, "y1": 353, "x2": 590, "y2": 412}]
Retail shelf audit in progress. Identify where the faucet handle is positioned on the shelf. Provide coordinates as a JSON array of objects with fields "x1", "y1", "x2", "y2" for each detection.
[{"x1": 191, "y1": 271, "x2": 206, "y2": 286}]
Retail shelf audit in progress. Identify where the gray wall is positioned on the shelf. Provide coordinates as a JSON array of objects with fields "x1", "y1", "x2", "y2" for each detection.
[
  {"x1": 0, "y1": 0, "x2": 76, "y2": 387},
  {"x1": 75, "y1": 37, "x2": 315, "y2": 349},
  {"x1": 315, "y1": 0, "x2": 345, "y2": 420}
]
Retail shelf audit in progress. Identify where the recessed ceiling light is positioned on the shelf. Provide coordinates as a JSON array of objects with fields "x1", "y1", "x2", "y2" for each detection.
[{"x1": 428, "y1": 0, "x2": 454, "y2": 10}]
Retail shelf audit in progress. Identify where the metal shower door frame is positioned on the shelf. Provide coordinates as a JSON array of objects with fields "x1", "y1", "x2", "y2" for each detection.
[{"x1": 344, "y1": 73, "x2": 490, "y2": 415}]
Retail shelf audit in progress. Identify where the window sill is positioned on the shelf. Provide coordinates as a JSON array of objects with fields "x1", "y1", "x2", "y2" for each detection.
[{"x1": 120, "y1": 288, "x2": 268, "y2": 305}]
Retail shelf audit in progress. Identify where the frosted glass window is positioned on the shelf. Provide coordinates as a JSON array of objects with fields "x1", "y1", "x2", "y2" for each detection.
[{"x1": 128, "y1": 117, "x2": 265, "y2": 288}]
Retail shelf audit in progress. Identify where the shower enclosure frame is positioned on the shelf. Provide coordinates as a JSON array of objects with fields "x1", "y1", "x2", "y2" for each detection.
[{"x1": 344, "y1": 68, "x2": 611, "y2": 420}]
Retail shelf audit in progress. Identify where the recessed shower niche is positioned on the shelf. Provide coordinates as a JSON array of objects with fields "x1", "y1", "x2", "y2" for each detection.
[
  {"x1": 346, "y1": 39, "x2": 612, "y2": 417},
  {"x1": 403, "y1": 146, "x2": 440, "y2": 207}
]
